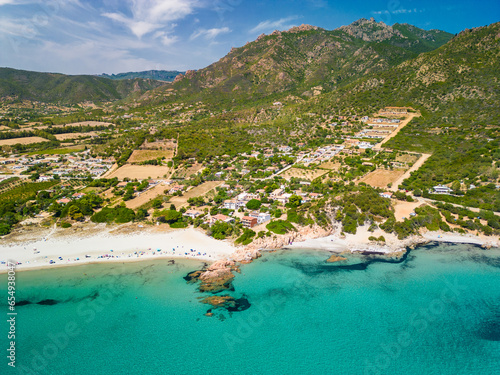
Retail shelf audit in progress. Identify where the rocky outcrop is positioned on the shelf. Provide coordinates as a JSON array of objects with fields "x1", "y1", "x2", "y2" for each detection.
[
  {"x1": 339, "y1": 18, "x2": 404, "y2": 42},
  {"x1": 243, "y1": 224, "x2": 332, "y2": 252},
  {"x1": 286, "y1": 24, "x2": 319, "y2": 33},
  {"x1": 187, "y1": 260, "x2": 239, "y2": 293}
]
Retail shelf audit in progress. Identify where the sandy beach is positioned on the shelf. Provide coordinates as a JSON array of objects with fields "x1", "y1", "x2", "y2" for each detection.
[
  {"x1": 286, "y1": 225, "x2": 499, "y2": 254},
  {"x1": 0, "y1": 226, "x2": 237, "y2": 272},
  {"x1": 1, "y1": 220, "x2": 498, "y2": 274}
]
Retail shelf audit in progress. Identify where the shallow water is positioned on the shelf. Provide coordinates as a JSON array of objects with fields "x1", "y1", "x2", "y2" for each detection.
[{"x1": 1, "y1": 242, "x2": 499, "y2": 375}]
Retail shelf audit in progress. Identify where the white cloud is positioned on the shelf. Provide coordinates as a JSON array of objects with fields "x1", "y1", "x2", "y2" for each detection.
[
  {"x1": 103, "y1": 0, "x2": 198, "y2": 39},
  {"x1": 372, "y1": 8, "x2": 423, "y2": 15},
  {"x1": 190, "y1": 26, "x2": 230, "y2": 40},
  {"x1": 153, "y1": 30, "x2": 178, "y2": 46},
  {"x1": 0, "y1": 17, "x2": 38, "y2": 38},
  {"x1": 249, "y1": 16, "x2": 299, "y2": 34},
  {"x1": 0, "y1": 0, "x2": 236, "y2": 74}
]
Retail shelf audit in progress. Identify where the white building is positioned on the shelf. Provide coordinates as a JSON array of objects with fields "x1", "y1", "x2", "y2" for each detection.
[{"x1": 433, "y1": 185, "x2": 452, "y2": 194}]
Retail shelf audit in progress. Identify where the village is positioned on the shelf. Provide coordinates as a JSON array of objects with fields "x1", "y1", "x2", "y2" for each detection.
[
  {"x1": 1, "y1": 101, "x2": 497, "y2": 244},
  {"x1": 0, "y1": 106, "x2": 425, "y2": 228}
]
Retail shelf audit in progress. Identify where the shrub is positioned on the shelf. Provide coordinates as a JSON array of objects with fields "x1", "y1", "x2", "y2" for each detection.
[
  {"x1": 266, "y1": 220, "x2": 295, "y2": 235},
  {"x1": 235, "y1": 228, "x2": 256, "y2": 245}
]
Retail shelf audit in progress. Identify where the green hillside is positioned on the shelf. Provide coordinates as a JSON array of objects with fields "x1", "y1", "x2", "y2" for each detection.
[
  {"x1": 303, "y1": 22, "x2": 500, "y2": 208},
  {"x1": 0, "y1": 68, "x2": 166, "y2": 104}
]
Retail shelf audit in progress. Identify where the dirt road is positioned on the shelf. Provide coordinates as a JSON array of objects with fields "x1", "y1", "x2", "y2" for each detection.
[{"x1": 389, "y1": 153, "x2": 431, "y2": 192}]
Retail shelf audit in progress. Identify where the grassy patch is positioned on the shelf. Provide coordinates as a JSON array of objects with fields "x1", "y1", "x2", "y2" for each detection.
[{"x1": 28, "y1": 146, "x2": 85, "y2": 155}]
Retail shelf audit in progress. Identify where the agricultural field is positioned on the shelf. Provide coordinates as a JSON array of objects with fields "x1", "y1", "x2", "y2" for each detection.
[
  {"x1": 395, "y1": 153, "x2": 420, "y2": 164},
  {"x1": 168, "y1": 181, "x2": 222, "y2": 209},
  {"x1": 125, "y1": 183, "x2": 167, "y2": 209},
  {"x1": 358, "y1": 168, "x2": 406, "y2": 188},
  {"x1": 171, "y1": 163, "x2": 204, "y2": 179},
  {"x1": 0, "y1": 180, "x2": 59, "y2": 204},
  {"x1": 280, "y1": 167, "x2": 330, "y2": 181},
  {"x1": 54, "y1": 132, "x2": 99, "y2": 141},
  {"x1": 140, "y1": 140, "x2": 176, "y2": 150},
  {"x1": 105, "y1": 164, "x2": 171, "y2": 180},
  {"x1": 128, "y1": 149, "x2": 174, "y2": 163},
  {"x1": 317, "y1": 162, "x2": 341, "y2": 170},
  {"x1": 29, "y1": 146, "x2": 86, "y2": 155},
  {"x1": 0, "y1": 137, "x2": 48, "y2": 146}
]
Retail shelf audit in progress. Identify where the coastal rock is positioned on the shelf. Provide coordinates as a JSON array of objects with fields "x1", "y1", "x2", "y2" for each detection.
[
  {"x1": 196, "y1": 260, "x2": 239, "y2": 293},
  {"x1": 243, "y1": 224, "x2": 332, "y2": 253},
  {"x1": 198, "y1": 269, "x2": 235, "y2": 293}
]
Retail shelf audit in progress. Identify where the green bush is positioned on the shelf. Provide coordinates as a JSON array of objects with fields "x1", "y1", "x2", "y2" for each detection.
[
  {"x1": 91, "y1": 206, "x2": 136, "y2": 224},
  {"x1": 235, "y1": 228, "x2": 256, "y2": 245},
  {"x1": 266, "y1": 220, "x2": 295, "y2": 235}
]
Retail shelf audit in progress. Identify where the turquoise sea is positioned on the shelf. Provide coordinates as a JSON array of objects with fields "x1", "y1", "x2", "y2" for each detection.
[{"x1": 1, "y1": 242, "x2": 499, "y2": 375}]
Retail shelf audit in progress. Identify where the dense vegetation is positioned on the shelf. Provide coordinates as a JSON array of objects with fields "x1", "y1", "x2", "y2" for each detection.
[{"x1": 0, "y1": 68, "x2": 165, "y2": 104}]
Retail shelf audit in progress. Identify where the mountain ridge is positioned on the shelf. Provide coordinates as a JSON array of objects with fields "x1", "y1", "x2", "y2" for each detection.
[
  {"x1": 98, "y1": 70, "x2": 185, "y2": 82},
  {"x1": 0, "y1": 67, "x2": 166, "y2": 104},
  {"x1": 164, "y1": 18, "x2": 453, "y2": 105}
]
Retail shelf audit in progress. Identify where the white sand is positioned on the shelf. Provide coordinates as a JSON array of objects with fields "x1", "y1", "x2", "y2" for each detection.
[
  {"x1": 287, "y1": 225, "x2": 407, "y2": 254},
  {"x1": 0, "y1": 227, "x2": 236, "y2": 272}
]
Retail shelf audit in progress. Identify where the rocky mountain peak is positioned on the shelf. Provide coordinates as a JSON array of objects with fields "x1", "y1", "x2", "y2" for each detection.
[
  {"x1": 338, "y1": 18, "x2": 405, "y2": 42},
  {"x1": 285, "y1": 24, "x2": 320, "y2": 33}
]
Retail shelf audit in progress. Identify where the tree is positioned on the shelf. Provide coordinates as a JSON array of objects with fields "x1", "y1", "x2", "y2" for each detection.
[
  {"x1": 246, "y1": 199, "x2": 261, "y2": 210},
  {"x1": 288, "y1": 195, "x2": 302, "y2": 207},
  {"x1": 170, "y1": 204, "x2": 176, "y2": 211},
  {"x1": 68, "y1": 205, "x2": 83, "y2": 221},
  {"x1": 163, "y1": 210, "x2": 182, "y2": 224},
  {"x1": 152, "y1": 199, "x2": 163, "y2": 209},
  {"x1": 451, "y1": 180, "x2": 461, "y2": 192},
  {"x1": 136, "y1": 208, "x2": 147, "y2": 220}
]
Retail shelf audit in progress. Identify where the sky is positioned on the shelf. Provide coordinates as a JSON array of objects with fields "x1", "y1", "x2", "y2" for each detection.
[{"x1": 0, "y1": 0, "x2": 498, "y2": 75}]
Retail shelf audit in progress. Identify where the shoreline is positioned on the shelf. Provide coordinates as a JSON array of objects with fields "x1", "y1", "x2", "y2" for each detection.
[
  {"x1": 0, "y1": 225, "x2": 237, "y2": 273},
  {"x1": 1, "y1": 223, "x2": 498, "y2": 274},
  {"x1": 283, "y1": 225, "x2": 499, "y2": 255}
]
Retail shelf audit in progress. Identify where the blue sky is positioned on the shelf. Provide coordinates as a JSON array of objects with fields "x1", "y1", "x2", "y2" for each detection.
[{"x1": 0, "y1": 0, "x2": 498, "y2": 75}]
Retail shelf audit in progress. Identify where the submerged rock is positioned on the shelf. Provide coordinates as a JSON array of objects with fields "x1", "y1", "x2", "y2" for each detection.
[
  {"x1": 201, "y1": 295, "x2": 236, "y2": 309},
  {"x1": 183, "y1": 270, "x2": 203, "y2": 283},
  {"x1": 201, "y1": 295, "x2": 251, "y2": 313},
  {"x1": 326, "y1": 255, "x2": 347, "y2": 263}
]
